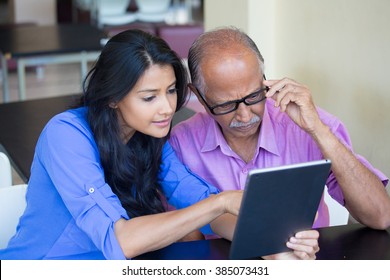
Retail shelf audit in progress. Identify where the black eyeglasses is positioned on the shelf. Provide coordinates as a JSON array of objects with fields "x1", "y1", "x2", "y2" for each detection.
[{"x1": 194, "y1": 86, "x2": 269, "y2": 115}]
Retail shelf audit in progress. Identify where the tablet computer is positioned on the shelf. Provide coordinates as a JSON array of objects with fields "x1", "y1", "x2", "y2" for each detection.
[{"x1": 229, "y1": 159, "x2": 331, "y2": 260}]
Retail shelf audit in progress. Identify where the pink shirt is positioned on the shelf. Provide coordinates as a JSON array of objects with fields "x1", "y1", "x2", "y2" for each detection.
[{"x1": 170, "y1": 99, "x2": 388, "y2": 228}]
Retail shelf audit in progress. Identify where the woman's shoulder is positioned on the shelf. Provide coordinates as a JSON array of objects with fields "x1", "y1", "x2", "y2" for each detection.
[
  {"x1": 51, "y1": 106, "x2": 87, "y2": 122},
  {"x1": 41, "y1": 107, "x2": 93, "y2": 140},
  {"x1": 47, "y1": 107, "x2": 89, "y2": 130},
  {"x1": 35, "y1": 107, "x2": 97, "y2": 156}
]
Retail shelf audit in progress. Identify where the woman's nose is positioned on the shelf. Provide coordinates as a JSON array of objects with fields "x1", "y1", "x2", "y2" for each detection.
[{"x1": 160, "y1": 96, "x2": 175, "y2": 115}]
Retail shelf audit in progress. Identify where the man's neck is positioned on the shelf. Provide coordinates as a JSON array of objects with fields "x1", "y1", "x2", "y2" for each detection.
[{"x1": 225, "y1": 131, "x2": 259, "y2": 164}]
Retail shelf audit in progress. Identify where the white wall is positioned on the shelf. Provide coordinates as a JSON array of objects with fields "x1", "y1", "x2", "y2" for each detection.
[
  {"x1": 204, "y1": 0, "x2": 248, "y2": 31},
  {"x1": 205, "y1": 0, "x2": 390, "y2": 194},
  {"x1": 10, "y1": 0, "x2": 56, "y2": 25}
]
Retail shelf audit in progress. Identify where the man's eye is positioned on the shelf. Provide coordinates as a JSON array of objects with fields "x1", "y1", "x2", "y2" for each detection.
[
  {"x1": 219, "y1": 103, "x2": 234, "y2": 109},
  {"x1": 247, "y1": 92, "x2": 260, "y2": 100}
]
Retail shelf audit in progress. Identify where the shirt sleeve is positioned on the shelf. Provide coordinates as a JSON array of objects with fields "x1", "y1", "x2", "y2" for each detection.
[
  {"x1": 326, "y1": 119, "x2": 389, "y2": 205},
  {"x1": 37, "y1": 112, "x2": 128, "y2": 259},
  {"x1": 158, "y1": 142, "x2": 220, "y2": 234}
]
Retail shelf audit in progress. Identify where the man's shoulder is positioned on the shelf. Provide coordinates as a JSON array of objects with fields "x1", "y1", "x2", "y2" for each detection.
[
  {"x1": 170, "y1": 112, "x2": 212, "y2": 150},
  {"x1": 265, "y1": 99, "x2": 340, "y2": 127}
]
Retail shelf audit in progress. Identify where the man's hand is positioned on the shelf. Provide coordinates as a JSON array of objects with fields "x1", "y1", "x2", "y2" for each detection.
[
  {"x1": 263, "y1": 229, "x2": 320, "y2": 260},
  {"x1": 264, "y1": 78, "x2": 323, "y2": 135}
]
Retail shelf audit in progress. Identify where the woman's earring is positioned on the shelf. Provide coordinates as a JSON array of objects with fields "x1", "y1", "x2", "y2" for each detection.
[{"x1": 109, "y1": 102, "x2": 118, "y2": 109}]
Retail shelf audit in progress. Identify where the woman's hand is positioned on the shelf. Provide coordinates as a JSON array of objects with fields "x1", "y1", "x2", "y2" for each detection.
[
  {"x1": 176, "y1": 229, "x2": 205, "y2": 242},
  {"x1": 263, "y1": 230, "x2": 320, "y2": 260},
  {"x1": 209, "y1": 191, "x2": 243, "y2": 241},
  {"x1": 218, "y1": 190, "x2": 243, "y2": 216}
]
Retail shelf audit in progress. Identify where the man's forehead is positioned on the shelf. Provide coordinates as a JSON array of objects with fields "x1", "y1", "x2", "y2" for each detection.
[{"x1": 202, "y1": 44, "x2": 253, "y2": 60}]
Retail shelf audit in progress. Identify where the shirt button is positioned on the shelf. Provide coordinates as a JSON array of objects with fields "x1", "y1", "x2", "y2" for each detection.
[
  {"x1": 242, "y1": 168, "x2": 248, "y2": 174},
  {"x1": 88, "y1": 187, "x2": 95, "y2": 193}
]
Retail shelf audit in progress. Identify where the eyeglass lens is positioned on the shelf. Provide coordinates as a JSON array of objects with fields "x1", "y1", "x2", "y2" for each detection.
[{"x1": 212, "y1": 88, "x2": 267, "y2": 115}]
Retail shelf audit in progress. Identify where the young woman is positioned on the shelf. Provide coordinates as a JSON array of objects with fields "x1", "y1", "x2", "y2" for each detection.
[{"x1": 0, "y1": 30, "x2": 318, "y2": 260}]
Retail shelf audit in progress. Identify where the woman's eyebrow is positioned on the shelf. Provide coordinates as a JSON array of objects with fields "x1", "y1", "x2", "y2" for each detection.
[
  {"x1": 137, "y1": 88, "x2": 158, "y2": 94},
  {"x1": 137, "y1": 80, "x2": 177, "y2": 93},
  {"x1": 168, "y1": 80, "x2": 177, "y2": 87}
]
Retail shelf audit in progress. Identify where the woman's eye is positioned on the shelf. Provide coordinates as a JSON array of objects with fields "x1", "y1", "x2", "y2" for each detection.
[
  {"x1": 143, "y1": 96, "x2": 155, "y2": 102},
  {"x1": 168, "y1": 88, "x2": 178, "y2": 94}
]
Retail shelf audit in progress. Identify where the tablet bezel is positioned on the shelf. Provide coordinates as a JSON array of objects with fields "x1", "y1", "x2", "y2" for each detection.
[{"x1": 229, "y1": 159, "x2": 331, "y2": 260}]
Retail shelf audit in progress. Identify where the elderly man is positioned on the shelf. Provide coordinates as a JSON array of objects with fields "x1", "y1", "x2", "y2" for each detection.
[{"x1": 170, "y1": 26, "x2": 390, "y2": 230}]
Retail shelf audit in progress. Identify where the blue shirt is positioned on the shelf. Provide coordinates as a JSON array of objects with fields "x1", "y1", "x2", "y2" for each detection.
[{"x1": 0, "y1": 107, "x2": 219, "y2": 260}]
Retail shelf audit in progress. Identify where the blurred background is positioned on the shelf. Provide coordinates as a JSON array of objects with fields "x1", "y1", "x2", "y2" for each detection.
[{"x1": 1, "y1": 0, "x2": 389, "y2": 195}]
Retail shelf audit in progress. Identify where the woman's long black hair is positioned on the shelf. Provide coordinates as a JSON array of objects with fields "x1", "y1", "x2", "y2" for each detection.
[{"x1": 79, "y1": 29, "x2": 189, "y2": 217}]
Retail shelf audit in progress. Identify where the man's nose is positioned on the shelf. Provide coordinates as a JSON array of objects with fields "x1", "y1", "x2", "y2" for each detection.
[{"x1": 234, "y1": 102, "x2": 252, "y2": 123}]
